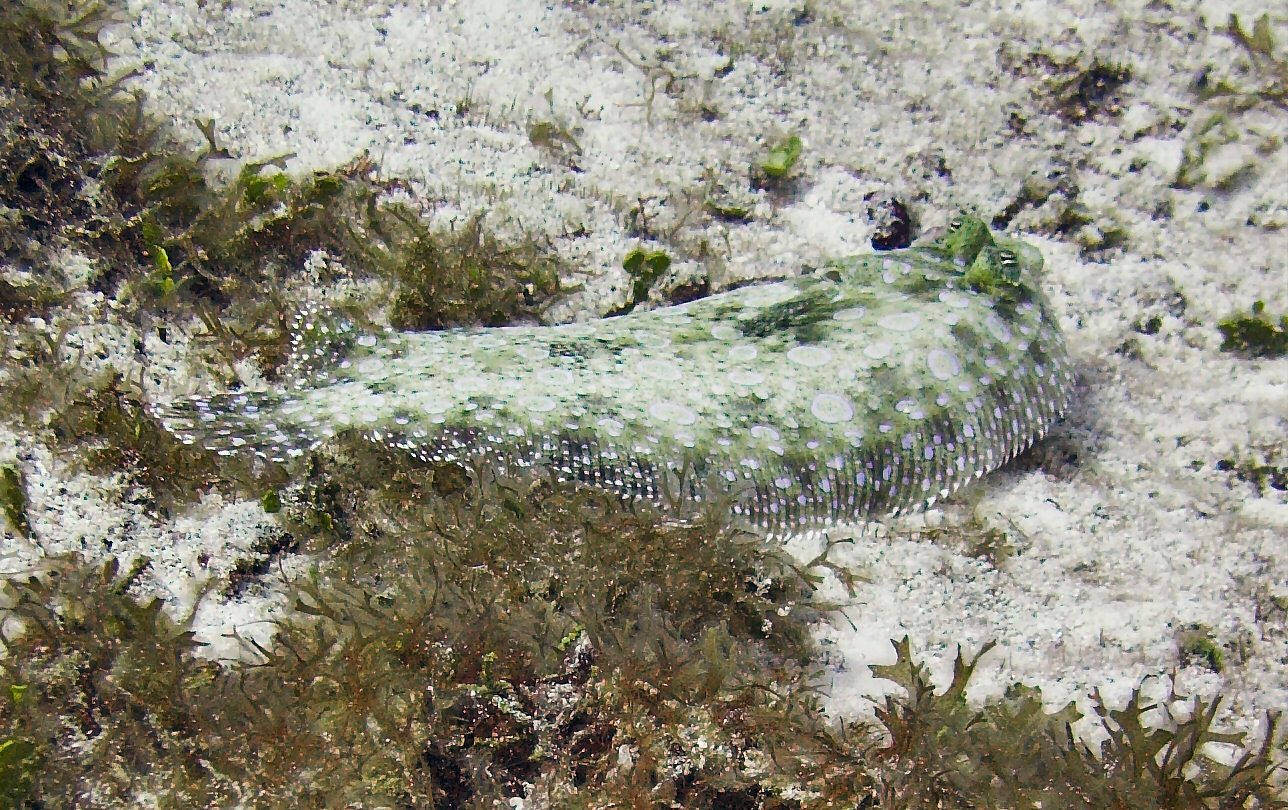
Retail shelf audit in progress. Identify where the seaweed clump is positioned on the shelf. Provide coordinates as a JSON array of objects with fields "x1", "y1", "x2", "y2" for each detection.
[
  {"x1": 374, "y1": 208, "x2": 566, "y2": 332},
  {"x1": 868, "y1": 637, "x2": 1284, "y2": 808},
  {"x1": 0, "y1": 556, "x2": 225, "y2": 806},
  {"x1": 0, "y1": 450, "x2": 835, "y2": 805},
  {"x1": 0, "y1": 441, "x2": 1283, "y2": 806},
  {"x1": 996, "y1": 46, "x2": 1132, "y2": 124},
  {"x1": 0, "y1": 465, "x2": 31, "y2": 538},
  {"x1": 1174, "y1": 14, "x2": 1286, "y2": 194},
  {"x1": 7, "y1": 0, "x2": 567, "y2": 348},
  {"x1": 0, "y1": 1, "x2": 115, "y2": 313}
]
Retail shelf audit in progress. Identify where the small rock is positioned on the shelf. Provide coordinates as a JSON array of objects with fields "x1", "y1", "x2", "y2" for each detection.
[{"x1": 864, "y1": 191, "x2": 911, "y2": 250}]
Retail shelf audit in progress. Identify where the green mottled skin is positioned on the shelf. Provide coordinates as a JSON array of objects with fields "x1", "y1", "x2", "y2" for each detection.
[{"x1": 155, "y1": 215, "x2": 1074, "y2": 535}]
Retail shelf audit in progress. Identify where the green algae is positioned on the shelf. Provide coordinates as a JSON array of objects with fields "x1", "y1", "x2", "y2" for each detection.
[
  {"x1": 1174, "y1": 14, "x2": 1286, "y2": 193},
  {"x1": 755, "y1": 133, "x2": 803, "y2": 183},
  {"x1": 1218, "y1": 301, "x2": 1288, "y2": 358},
  {"x1": 2, "y1": 459, "x2": 1282, "y2": 806},
  {"x1": 1178, "y1": 624, "x2": 1227, "y2": 673},
  {"x1": 0, "y1": 466, "x2": 30, "y2": 538},
  {"x1": 611, "y1": 246, "x2": 671, "y2": 314},
  {"x1": 376, "y1": 207, "x2": 567, "y2": 331},
  {"x1": 1217, "y1": 445, "x2": 1288, "y2": 496}
]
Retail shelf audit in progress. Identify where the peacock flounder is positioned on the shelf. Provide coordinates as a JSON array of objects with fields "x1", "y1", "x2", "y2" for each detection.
[{"x1": 154, "y1": 214, "x2": 1074, "y2": 535}]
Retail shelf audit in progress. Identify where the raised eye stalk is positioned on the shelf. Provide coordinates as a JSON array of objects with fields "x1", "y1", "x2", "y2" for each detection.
[
  {"x1": 933, "y1": 213, "x2": 995, "y2": 267},
  {"x1": 928, "y1": 213, "x2": 1036, "y2": 302},
  {"x1": 963, "y1": 244, "x2": 1023, "y2": 297}
]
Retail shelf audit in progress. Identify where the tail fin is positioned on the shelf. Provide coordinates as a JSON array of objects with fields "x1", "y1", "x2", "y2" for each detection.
[
  {"x1": 151, "y1": 390, "x2": 321, "y2": 462},
  {"x1": 152, "y1": 303, "x2": 373, "y2": 462}
]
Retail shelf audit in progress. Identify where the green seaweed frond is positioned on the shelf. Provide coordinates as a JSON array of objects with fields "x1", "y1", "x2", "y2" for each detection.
[
  {"x1": 0, "y1": 735, "x2": 39, "y2": 807},
  {"x1": 1178, "y1": 624, "x2": 1227, "y2": 673},
  {"x1": 0, "y1": 681, "x2": 39, "y2": 807},
  {"x1": 753, "y1": 133, "x2": 803, "y2": 187},
  {"x1": 0, "y1": 555, "x2": 222, "y2": 806},
  {"x1": 609, "y1": 246, "x2": 671, "y2": 315},
  {"x1": 862, "y1": 639, "x2": 1286, "y2": 808}
]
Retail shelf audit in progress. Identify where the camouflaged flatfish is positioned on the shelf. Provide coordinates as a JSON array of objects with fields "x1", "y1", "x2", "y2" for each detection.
[{"x1": 154, "y1": 215, "x2": 1074, "y2": 535}]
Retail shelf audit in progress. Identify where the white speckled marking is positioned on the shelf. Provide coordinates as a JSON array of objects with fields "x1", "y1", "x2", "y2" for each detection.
[{"x1": 811, "y1": 392, "x2": 855, "y2": 424}]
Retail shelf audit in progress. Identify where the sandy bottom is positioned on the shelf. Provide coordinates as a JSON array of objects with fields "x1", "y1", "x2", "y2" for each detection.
[{"x1": 2, "y1": 0, "x2": 1285, "y2": 740}]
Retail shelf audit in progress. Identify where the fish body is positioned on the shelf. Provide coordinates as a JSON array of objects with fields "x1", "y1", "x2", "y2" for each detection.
[{"x1": 155, "y1": 216, "x2": 1074, "y2": 534}]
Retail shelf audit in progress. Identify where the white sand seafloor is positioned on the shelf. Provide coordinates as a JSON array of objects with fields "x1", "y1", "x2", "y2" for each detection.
[{"x1": 3, "y1": 0, "x2": 1286, "y2": 749}]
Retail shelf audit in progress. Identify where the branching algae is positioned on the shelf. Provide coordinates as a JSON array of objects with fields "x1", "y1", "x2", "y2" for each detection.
[{"x1": 153, "y1": 214, "x2": 1074, "y2": 535}]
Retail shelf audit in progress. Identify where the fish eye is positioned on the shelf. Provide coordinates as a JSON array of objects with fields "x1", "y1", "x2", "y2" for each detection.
[
  {"x1": 998, "y1": 248, "x2": 1017, "y2": 266},
  {"x1": 948, "y1": 215, "x2": 964, "y2": 231}
]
